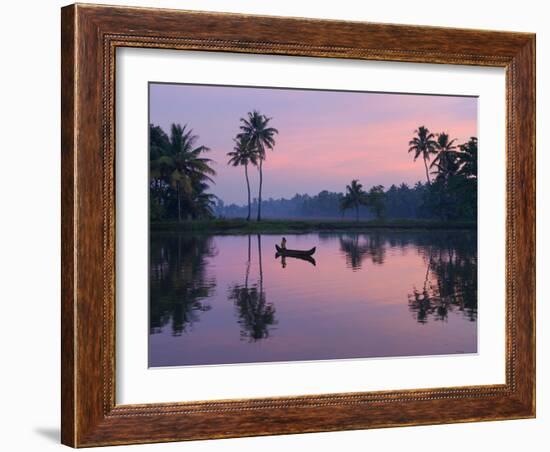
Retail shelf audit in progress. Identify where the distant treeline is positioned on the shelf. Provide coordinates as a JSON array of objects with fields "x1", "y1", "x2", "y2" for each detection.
[{"x1": 216, "y1": 183, "x2": 426, "y2": 220}]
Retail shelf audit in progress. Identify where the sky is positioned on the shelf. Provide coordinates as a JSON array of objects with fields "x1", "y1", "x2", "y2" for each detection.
[{"x1": 149, "y1": 83, "x2": 477, "y2": 205}]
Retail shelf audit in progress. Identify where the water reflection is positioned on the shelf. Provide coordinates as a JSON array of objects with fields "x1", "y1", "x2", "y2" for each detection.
[
  {"x1": 149, "y1": 234, "x2": 217, "y2": 336},
  {"x1": 149, "y1": 230, "x2": 477, "y2": 366},
  {"x1": 408, "y1": 231, "x2": 477, "y2": 323},
  {"x1": 338, "y1": 232, "x2": 386, "y2": 269},
  {"x1": 275, "y1": 253, "x2": 316, "y2": 268},
  {"x1": 228, "y1": 235, "x2": 277, "y2": 341},
  {"x1": 228, "y1": 285, "x2": 277, "y2": 341}
]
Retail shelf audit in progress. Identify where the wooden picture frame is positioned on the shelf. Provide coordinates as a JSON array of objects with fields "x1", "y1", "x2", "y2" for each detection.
[{"x1": 61, "y1": 3, "x2": 535, "y2": 447}]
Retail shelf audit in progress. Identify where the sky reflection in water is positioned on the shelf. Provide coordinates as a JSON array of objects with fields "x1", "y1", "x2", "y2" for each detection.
[{"x1": 149, "y1": 230, "x2": 477, "y2": 367}]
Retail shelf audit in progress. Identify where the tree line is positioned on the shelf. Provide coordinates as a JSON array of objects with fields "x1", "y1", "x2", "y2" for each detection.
[
  {"x1": 150, "y1": 112, "x2": 477, "y2": 222},
  {"x1": 217, "y1": 186, "x2": 404, "y2": 220}
]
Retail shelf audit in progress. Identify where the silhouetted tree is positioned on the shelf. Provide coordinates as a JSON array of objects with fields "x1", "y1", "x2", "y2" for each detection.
[
  {"x1": 341, "y1": 180, "x2": 369, "y2": 221},
  {"x1": 227, "y1": 136, "x2": 258, "y2": 221},
  {"x1": 149, "y1": 123, "x2": 216, "y2": 221},
  {"x1": 238, "y1": 111, "x2": 279, "y2": 221},
  {"x1": 367, "y1": 185, "x2": 386, "y2": 219},
  {"x1": 408, "y1": 126, "x2": 438, "y2": 184},
  {"x1": 431, "y1": 132, "x2": 459, "y2": 180}
]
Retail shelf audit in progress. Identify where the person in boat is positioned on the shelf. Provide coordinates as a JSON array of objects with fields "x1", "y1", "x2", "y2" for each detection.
[{"x1": 281, "y1": 237, "x2": 287, "y2": 250}]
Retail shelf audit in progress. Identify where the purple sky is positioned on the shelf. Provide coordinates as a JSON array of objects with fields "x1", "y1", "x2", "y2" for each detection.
[{"x1": 149, "y1": 83, "x2": 477, "y2": 205}]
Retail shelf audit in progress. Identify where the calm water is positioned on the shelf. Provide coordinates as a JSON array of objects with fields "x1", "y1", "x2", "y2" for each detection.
[{"x1": 149, "y1": 230, "x2": 477, "y2": 367}]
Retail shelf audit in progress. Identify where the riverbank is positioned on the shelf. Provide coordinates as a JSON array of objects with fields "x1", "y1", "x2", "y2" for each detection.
[{"x1": 150, "y1": 218, "x2": 477, "y2": 234}]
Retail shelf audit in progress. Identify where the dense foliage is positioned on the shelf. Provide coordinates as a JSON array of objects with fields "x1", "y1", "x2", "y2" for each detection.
[{"x1": 149, "y1": 123, "x2": 217, "y2": 221}]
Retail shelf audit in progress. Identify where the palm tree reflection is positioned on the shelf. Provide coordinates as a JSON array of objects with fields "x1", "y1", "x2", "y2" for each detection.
[
  {"x1": 339, "y1": 233, "x2": 386, "y2": 270},
  {"x1": 408, "y1": 232, "x2": 477, "y2": 323},
  {"x1": 228, "y1": 234, "x2": 277, "y2": 341},
  {"x1": 228, "y1": 285, "x2": 277, "y2": 341},
  {"x1": 337, "y1": 231, "x2": 476, "y2": 324},
  {"x1": 149, "y1": 234, "x2": 216, "y2": 336}
]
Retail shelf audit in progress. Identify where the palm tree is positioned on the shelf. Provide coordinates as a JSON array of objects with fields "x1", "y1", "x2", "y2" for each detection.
[
  {"x1": 367, "y1": 184, "x2": 386, "y2": 219},
  {"x1": 227, "y1": 136, "x2": 257, "y2": 221},
  {"x1": 430, "y1": 132, "x2": 459, "y2": 180},
  {"x1": 457, "y1": 137, "x2": 478, "y2": 179},
  {"x1": 238, "y1": 111, "x2": 278, "y2": 221},
  {"x1": 189, "y1": 181, "x2": 218, "y2": 219},
  {"x1": 408, "y1": 126, "x2": 438, "y2": 184},
  {"x1": 340, "y1": 179, "x2": 368, "y2": 221},
  {"x1": 166, "y1": 124, "x2": 216, "y2": 221}
]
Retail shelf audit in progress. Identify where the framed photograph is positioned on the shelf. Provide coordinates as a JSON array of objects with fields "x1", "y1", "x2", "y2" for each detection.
[{"x1": 61, "y1": 3, "x2": 535, "y2": 447}]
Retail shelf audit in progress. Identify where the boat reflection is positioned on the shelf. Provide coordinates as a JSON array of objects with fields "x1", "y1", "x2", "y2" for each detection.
[{"x1": 275, "y1": 252, "x2": 316, "y2": 268}]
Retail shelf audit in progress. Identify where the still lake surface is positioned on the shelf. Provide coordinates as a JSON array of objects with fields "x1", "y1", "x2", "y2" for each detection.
[{"x1": 149, "y1": 230, "x2": 477, "y2": 367}]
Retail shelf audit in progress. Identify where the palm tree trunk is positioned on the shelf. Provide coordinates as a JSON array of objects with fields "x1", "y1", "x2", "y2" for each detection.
[
  {"x1": 257, "y1": 159, "x2": 263, "y2": 222},
  {"x1": 423, "y1": 157, "x2": 431, "y2": 185},
  {"x1": 177, "y1": 183, "x2": 181, "y2": 222},
  {"x1": 245, "y1": 163, "x2": 251, "y2": 221},
  {"x1": 355, "y1": 204, "x2": 359, "y2": 221}
]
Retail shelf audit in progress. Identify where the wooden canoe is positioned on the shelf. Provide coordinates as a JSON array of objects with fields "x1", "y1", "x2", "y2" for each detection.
[{"x1": 275, "y1": 245, "x2": 316, "y2": 256}]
